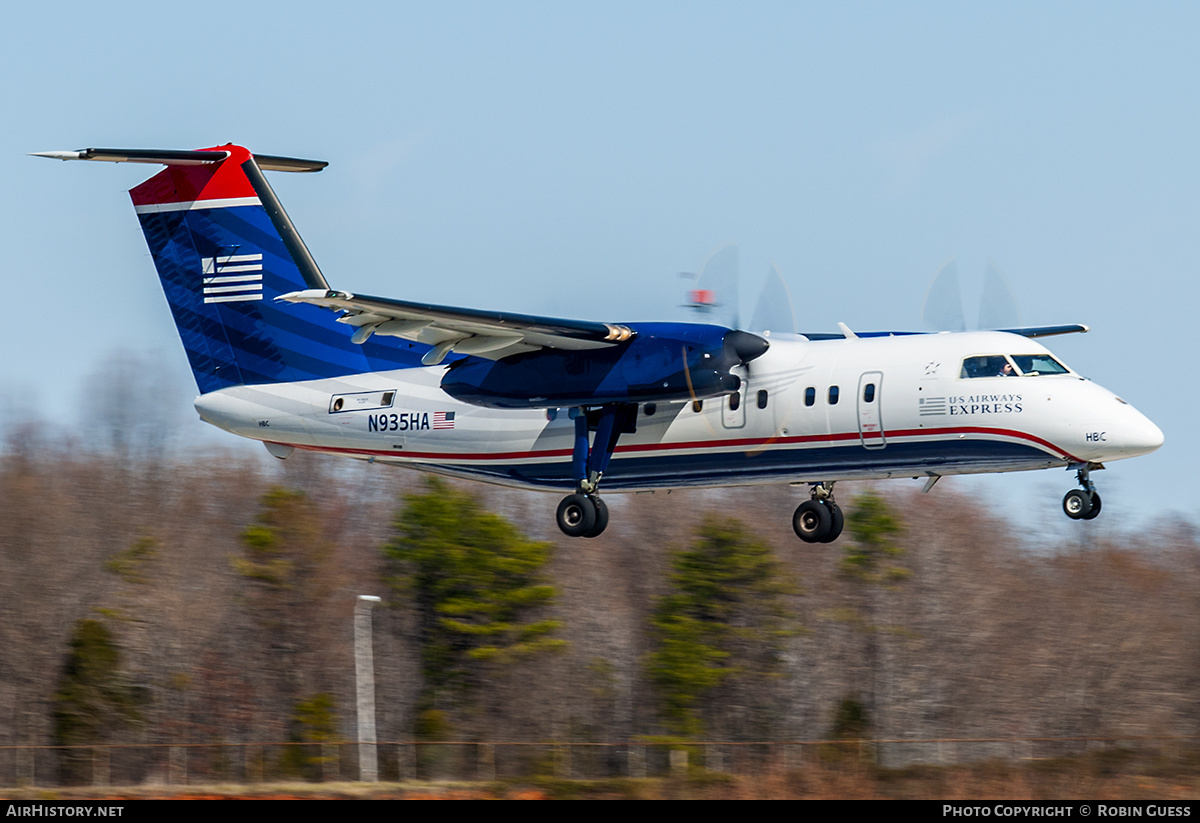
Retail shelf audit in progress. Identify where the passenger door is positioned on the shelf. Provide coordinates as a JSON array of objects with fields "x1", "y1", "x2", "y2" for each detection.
[{"x1": 857, "y1": 371, "x2": 885, "y2": 449}]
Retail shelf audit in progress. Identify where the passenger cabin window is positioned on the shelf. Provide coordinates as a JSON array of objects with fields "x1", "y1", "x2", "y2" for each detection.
[
  {"x1": 692, "y1": 400, "x2": 703, "y2": 413},
  {"x1": 805, "y1": 387, "x2": 815, "y2": 407},
  {"x1": 643, "y1": 403, "x2": 657, "y2": 416},
  {"x1": 863, "y1": 383, "x2": 875, "y2": 403},
  {"x1": 757, "y1": 390, "x2": 768, "y2": 409},
  {"x1": 728, "y1": 392, "x2": 740, "y2": 411},
  {"x1": 828, "y1": 386, "x2": 839, "y2": 405}
]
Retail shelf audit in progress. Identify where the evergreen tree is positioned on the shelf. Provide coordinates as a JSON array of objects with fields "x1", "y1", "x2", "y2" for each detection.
[
  {"x1": 842, "y1": 490, "x2": 906, "y2": 584},
  {"x1": 52, "y1": 618, "x2": 139, "y2": 781},
  {"x1": 646, "y1": 517, "x2": 797, "y2": 738},
  {"x1": 234, "y1": 487, "x2": 331, "y2": 599},
  {"x1": 281, "y1": 692, "x2": 338, "y2": 780},
  {"x1": 233, "y1": 486, "x2": 336, "y2": 639},
  {"x1": 231, "y1": 487, "x2": 336, "y2": 741},
  {"x1": 837, "y1": 489, "x2": 907, "y2": 748},
  {"x1": 385, "y1": 478, "x2": 565, "y2": 720}
]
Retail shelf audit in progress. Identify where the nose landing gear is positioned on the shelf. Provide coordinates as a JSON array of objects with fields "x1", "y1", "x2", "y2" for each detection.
[
  {"x1": 556, "y1": 493, "x2": 609, "y2": 538},
  {"x1": 1062, "y1": 463, "x2": 1103, "y2": 521},
  {"x1": 793, "y1": 482, "x2": 844, "y2": 543}
]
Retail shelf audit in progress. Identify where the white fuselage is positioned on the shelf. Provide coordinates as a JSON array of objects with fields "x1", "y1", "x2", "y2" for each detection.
[{"x1": 194, "y1": 331, "x2": 1163, "y2": 492}]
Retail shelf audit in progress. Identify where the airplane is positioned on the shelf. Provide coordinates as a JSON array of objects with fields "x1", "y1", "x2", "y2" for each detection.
[{"x1": 35, "y1": 144, "x2": 1164, "y2": 540}]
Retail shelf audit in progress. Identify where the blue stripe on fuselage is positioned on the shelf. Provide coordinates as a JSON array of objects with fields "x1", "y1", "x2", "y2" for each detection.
[{"x1": 397, "y1": 437, "x2": 1065, "y2": 491}]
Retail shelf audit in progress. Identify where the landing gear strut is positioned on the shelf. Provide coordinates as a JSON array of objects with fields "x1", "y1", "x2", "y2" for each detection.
[
  {"x1": 556, "y1": 405, "x2": 635, "y2": 538},
  {"x1": 793, "y1": 482, "x2": 844, "y2": 543},
  {"x1": 1062, "y1": 463, "x2": 1103, "y2": 521}
]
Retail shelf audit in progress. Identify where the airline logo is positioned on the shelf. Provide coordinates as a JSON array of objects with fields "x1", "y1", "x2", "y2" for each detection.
[{"x1": 202, "y1": 254, "x2": 263, "y2": 303}]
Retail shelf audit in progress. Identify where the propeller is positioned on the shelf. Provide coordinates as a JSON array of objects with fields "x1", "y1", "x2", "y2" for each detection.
[
  {"x1": 920, "y1": 258, "x2": 967, "y2": 331},
  {"x1": 681, "y1": 244, "x2": 772, "y2": 386},
  {"x1": 977, "y1": 262, "x2": 1021, "y2": 330},
  {"x1": 687, "y1": 248, "x2": 1024, "y2": 337},
  {"x1": 921, "y1": 257, "x2": 1022, "y2": 331},
  {"x1": 749, "y1": 262, "x2": 799, "y2": 336},
  {"x1": 677, "y1": 245, "x2": 780, "y2": 445},
  {"x1": 685, "y1": 243, "x2": 742, "y2": 328}
]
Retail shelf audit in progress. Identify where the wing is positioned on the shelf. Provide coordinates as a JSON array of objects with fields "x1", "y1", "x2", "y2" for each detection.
[
  {"x1": 278, "y1": 288, "x2": 635, "y2": 365},
  {"x1": 799, "y1": 324, "x2": 1089, "y2": 341},
  {"x1": 992, "y1": 324, "x2": 1089, "y2": 338}
]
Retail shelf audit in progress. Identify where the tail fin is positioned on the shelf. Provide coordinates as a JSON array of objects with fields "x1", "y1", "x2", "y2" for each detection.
[{"x1": 46, "y1": 144, "x2": 422, "y2": 393}]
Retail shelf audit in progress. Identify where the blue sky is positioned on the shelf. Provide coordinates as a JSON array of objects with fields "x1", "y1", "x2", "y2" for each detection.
[{"x1": 2, "y1": 1, "x2": 1196, "y2": 526}]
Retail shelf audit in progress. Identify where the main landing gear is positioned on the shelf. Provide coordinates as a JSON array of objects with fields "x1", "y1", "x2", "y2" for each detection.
[
  {"x1": 555, "y1": 404, "x2": 636, "y2": 539},
  {"x1": 1062, "y1": 463, "x2": 1103, "y2": 521},
  {"x1": 793, "y1": 482, "x2": 844, "y2": 543}
]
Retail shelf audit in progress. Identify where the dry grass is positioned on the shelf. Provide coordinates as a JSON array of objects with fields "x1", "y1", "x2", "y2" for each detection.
[{"x1": 7, "y1": 750, "x2": 1200, "y2": 800}]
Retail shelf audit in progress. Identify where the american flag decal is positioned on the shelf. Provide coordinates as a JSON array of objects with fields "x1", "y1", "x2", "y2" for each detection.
[
  {"x1": 433, "y1": 411, "x2": 456, "y2": 430},
  {"x1": 202, "y1": 253, "x2": 263, "y2": 303},
  {"x1": 919, "y1": 397, "x2": 948, "y2": 416}
]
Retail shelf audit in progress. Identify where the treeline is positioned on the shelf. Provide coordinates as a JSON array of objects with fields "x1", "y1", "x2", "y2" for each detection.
[{"x1": 2, "y1": 420, "x2": 1198, "y2": 782}]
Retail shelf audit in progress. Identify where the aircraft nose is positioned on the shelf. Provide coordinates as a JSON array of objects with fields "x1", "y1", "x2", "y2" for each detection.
[
  {"x1": 1131, "y1": 415, "x2": 1165, "y2": 455},
  {"x1": 1114, "y1": 406, "x2": 1164, "y2": 459}
]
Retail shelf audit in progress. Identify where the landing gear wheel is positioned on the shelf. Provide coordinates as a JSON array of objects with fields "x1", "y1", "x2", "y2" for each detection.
[
  {"x1": 557, "y1": 493, "x2": 597, "y2": 537},
  {"x1": 1062, "y1": 489, "x2": 1093, "y2": 520},
  {"x1": 793, "y1": 500, "x2": 832, "y2": 543},
  {"x1": 1081, "y1": 491, "x2": 1102, "y2": 520},
  {"x1": 821, "y1": 502, "x2": 845, "y2": 543},
  {"x1": 583, "y1": 497, "x2": 609, "y2": 538}
]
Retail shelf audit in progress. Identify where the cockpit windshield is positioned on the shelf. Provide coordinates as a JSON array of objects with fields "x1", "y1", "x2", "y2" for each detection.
[
  {"x1": 961, "y1": 355, "x2": 1015, "y2": 378},
  {"x1": 1009, "y1": 354, "x2": 1069, "y2": 376},
  {"x1": 961, "y1": 354, "x2": 1070, "y2": 379}
]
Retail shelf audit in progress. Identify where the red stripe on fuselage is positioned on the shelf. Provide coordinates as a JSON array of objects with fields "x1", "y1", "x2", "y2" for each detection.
[{"x1": 275, "y1": 425, "x2": 1082, "y2": 464}]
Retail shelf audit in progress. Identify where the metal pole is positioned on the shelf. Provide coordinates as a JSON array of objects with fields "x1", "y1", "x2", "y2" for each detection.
[{"x1": 355, "y1": 595, "x2": 382, "y2": 782}]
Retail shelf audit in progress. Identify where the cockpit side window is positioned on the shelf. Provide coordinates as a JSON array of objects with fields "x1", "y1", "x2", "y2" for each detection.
[
  {"x1": 960, "y1": 355, "x2": 1016, "y2": 379},
  {"x1": 1010, "y1": 354, "x2": 1069, "y2": 376}
]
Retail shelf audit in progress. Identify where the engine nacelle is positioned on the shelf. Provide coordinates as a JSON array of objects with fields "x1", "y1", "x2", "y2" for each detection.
[{"x1": 441, "y1": 323, "x2": 766, "y2": 409}]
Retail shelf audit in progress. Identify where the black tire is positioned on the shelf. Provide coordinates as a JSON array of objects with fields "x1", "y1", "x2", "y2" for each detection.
[
  {"x1": 1081, "y1": 491, "x2": 1102, "y2": 520},
  {"x1": 1062, "y1": 489, "x2": 1092, "y2": 520},
  {"x1": 793, "y1": 500, "x2": 832, "y2": 543},
  {"x1": 583, "y1": 497, "x2": 609, "y2": 538},
  {"x1": 557, "y1": 494, "x2": 597, "y2": 537},
  {"x1": 822, "y1": 502, "x2": 845, "y2": 543}
]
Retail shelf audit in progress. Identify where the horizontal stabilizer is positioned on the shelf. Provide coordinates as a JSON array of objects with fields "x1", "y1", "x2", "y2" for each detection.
[{"x1": 31, "y1": 147, "x2": 326, "y2": 172}]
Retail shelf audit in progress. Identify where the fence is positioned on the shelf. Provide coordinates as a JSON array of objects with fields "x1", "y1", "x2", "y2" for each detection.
[{"x1": 3, "y1": 736, "x2": 1198, "y2": 788}]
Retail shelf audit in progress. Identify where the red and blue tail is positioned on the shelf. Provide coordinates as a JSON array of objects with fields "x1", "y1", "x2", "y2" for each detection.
[{"x1": 51, "y1": 144, "x2": 423, "y2": 393}]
